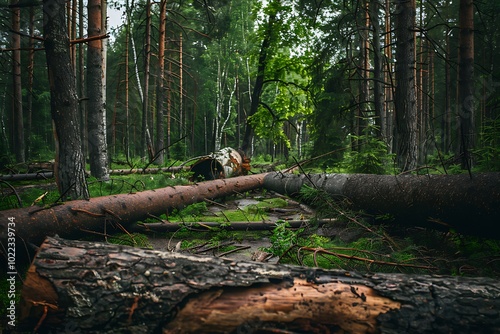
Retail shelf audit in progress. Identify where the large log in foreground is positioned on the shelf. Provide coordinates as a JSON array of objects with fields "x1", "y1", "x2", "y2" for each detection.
[
  {"x1": 0, "y1": 174, "x2": 267, "y2": 247},
  {"x1": 20, "y1": 236, "x2": 500, "y2": 333},
  {"x1": 264, "y1": 172, "x2": 500, "y2": 238}
]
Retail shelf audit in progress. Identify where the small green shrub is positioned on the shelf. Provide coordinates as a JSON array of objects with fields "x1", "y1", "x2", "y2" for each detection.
[
  {"x1": 108, "y1": 233, "x2": 152, "y2": 248},
  {"x1": 340, "y1": 125, "x2": 392, "y2": 174}
]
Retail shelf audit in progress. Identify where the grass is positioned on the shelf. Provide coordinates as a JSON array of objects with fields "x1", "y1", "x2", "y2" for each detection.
[{"x1": 0, "y1": 172, "x2": 189, "y2": 211}]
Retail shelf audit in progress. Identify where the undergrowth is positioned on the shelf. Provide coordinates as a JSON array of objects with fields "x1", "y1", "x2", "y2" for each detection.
[{"x1": 260, "y1": 185, "x2": 500, "y2": 277}]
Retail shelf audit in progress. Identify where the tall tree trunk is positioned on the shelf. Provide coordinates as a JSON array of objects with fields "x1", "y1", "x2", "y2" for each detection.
[
  {"x1": 370, "y1": 0, "x2": 384, "y2": 139},
  {"x1": 179, "y1": 33, "x2": 184, "y2": 142},
  {"x1": 384, "y1": 0, "x2": 394, "y2": 151},
  {"x1": 87, "y1": 0, "x2": 109, "y2": 180},
  {"x1": 240, "y1": 2, "x2": 278, "y2": 155},
  {"x1": 443, "y1": 25, "x2": 452, "y2": 154},
  {"x1": 458, "y1": 0, "x2": 475, "y2": 170},
  {"x1": 19, "y1": 236, "x2": 500, "y2": 334},
  {"x1": 11, "y1": 0, "x2": 25, "y2": 163},
  {"x1": 124, "y1": 0, "x2": 131, "y2": 161},
  {"x1": 43, "y1": 0, "x2": 89, "y2": 200},
  {"x1": 141, "y1": 0, "x2": 152, "y2": 160},
  {"x1": 25, "y1": 6, "x2": 35, "y2": 160},
  {"x1": 167, "y1": 59, "x2": 172, "y2": 158},
  {"x1": 69, "y1": 0, "x2": 77, "y2": 71},
  {"x1": 417, "y1": 1, "x2": 425, "y2": 165},
  {"x1": 155, "y1": 0, "x2": 167, "y2": 165},
  {"x1": 394, "y1": 0, "x2": 418, "y2": 171},
  {"x1": 78, "y1": 0, "x2": 87, "y2": 157}
]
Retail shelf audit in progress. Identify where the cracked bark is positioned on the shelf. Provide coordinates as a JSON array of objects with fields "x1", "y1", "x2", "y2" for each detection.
[{"x1": 20, "y1": 236, "x2": 500, "y2": 333}]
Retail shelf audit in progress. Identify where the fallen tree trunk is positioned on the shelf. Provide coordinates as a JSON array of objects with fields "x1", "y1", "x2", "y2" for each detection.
[
  {"x1": 0, "y1": 174, "x2": 267, "y2": 248},
  {"x1": 186, "y1": 147, "x2": 251, "y2": 181},
  {"x1": 264, "y1": 172, "x2": 500, "y2": 239},
  {"x1": 108, "y1": 166, "x2": 189, "y2": 175},
  {"x1": 0, "y1": 171, "x2": 54, "y2": 181},
  {"x1": 0, "y1": 166, "x2": 189, "y2": 181},
  {"x1": 131, "y1": 218, "x2": 336, "y2": 233},
  {"x1": 20, "y1": 236, "x2": 500, "y2": 333}
]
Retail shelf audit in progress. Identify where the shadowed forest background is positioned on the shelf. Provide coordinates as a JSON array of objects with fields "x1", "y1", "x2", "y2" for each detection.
[{"x1": 1, "y1": 0, "x2": 499, "y2": 178}]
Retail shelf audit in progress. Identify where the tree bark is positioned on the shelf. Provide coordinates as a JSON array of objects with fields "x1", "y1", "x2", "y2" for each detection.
[
  {"x1": 87, "y1": 0, "x2": 109, "y2": 180},
  {"x1": 188, "y1": 147, "x2": 250, "y2": 180},
  {"x1": 11, "y1": 0, "x2": 25, "y2": 163},
  {"x1": 141, "y1": 0, "x2": 152, "y2": 160},
  {"x1": 263, "y1": 172, "x2": 500, "y2": 239},
  {"x1": 394, "y1": 0, "x2": 418, "y2": 171},
  {"x1": 458, "y1": 0, "x2": 475, "y2": 170},
  {"x1": 155, "y1": 0, "x2": 167, "y2": 165},
  {"x1": 19, "y1": 236, "x2": 500, "y2": 334},
  {"x1": 43, "y1": 0, "x2": 89, "y2": 200},
  {"x1": 370, "y1": 0, "x2": 384, "y2": 139},
  {"x1": 0, "y1": 174, "x2": 267, "y2": 247}
]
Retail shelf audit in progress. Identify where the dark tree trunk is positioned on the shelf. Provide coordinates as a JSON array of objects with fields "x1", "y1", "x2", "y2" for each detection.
[
  {"x1": 43, "y1": 0, "x2": 89, "y2": 200},
  {"x1": 11, "y1": 0, "x2": 25, "y2": 163},
  {"x1": 240, "y1": 3, "x2": 277, "y2": 155},
  {"x1": 87, "y1": 0, "x2": 109, "y2": 180},
  {"x1": 19, "y1": 236, "x2": 500, "y2": 334},
  {"x1": 141, "y1": 0, "x2": 152, "y2": 160},
  {"x1": 394, "y1": 0, "x2": 418, "y2": 171},
  {"x1": 370, "y1": 0, "x2": 384, "y2": 139},
  {"x1": 155, "y1": 0, "x2": 167, "y2": 165},
  {"x1": 263, "y1": 172, "x2": 500, "y2": 239},
  {"x1": 458, "y1": 0, "x2": 475, "y2": 170}
]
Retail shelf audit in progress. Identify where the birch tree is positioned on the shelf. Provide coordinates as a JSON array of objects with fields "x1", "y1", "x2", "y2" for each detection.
[{"x1": 87, "y1": 0, "x2": 109, "y2": 180}]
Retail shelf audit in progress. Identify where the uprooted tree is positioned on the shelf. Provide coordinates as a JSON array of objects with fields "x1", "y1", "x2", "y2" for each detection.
[{"x1": 19, "y1": 236, "x2": 500, "y2": 333}]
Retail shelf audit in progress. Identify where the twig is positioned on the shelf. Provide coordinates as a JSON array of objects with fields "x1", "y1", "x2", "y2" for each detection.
[
  {"x1": 298, "y1": 246, "x2": 438, "y2": 271},
  {"x1": 218, "y1": 245, "x2": 251, "y2": 257}
]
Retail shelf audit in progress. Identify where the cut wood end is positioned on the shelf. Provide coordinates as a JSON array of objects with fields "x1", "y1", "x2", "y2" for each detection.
[
  {"x1": 163, "y1": 278, "x2": 401, "y2": 333},
  {"x1": 20, "y1": 264, "x2": 60, "y2": 324}
]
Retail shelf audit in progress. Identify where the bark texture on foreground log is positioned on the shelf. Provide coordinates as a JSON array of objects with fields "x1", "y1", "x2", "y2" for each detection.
[
  {"x1": 20, "y1": 236, "x2": 500, "y2": 334},
  {"x1": 0, "y1": 174, "x2": 267, "y2": 246},
  {"x1": 264, "y1": 172, "x2": 500, "y2": 238}
]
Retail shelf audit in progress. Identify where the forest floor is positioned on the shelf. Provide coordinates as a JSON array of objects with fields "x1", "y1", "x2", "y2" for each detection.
[
  {"x1": 1, "y1": 169, "x2": 500, "y2": 332},
  {"x1": 132, "y1": 188, "x2": 500, "y2": 278},
  {"x1": 2, "y1": 169, "x2": 499, "y2": 278},
  {"x1": 145, "y1": 189, "x2": 316, "y2": 263}
]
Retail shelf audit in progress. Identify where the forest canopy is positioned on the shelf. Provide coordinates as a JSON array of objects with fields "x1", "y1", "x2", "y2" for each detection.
[{"x1": 1, "y1": 0, "x2": 499, "y2": 178}]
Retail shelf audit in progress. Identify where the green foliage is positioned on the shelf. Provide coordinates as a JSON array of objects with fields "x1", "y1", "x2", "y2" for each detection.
[
  {"x1": 473, "y1": 117, "x2": 500, "y2": 171},
  {"x1": 263, "y1": 221, "x2": 304, "y2": 257},
  {"x1": 1, "y1": 174, "x2": 188, "y2": 211},
  {"x1": 177, "y1": 202, "x2": 208, "y2": 218},
  {"x1": 108, "y1": 233, "x2": 152, "y2": 248},
  {"x1": 340, "y1": 125, "x2": 393, "y2": 174}
]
